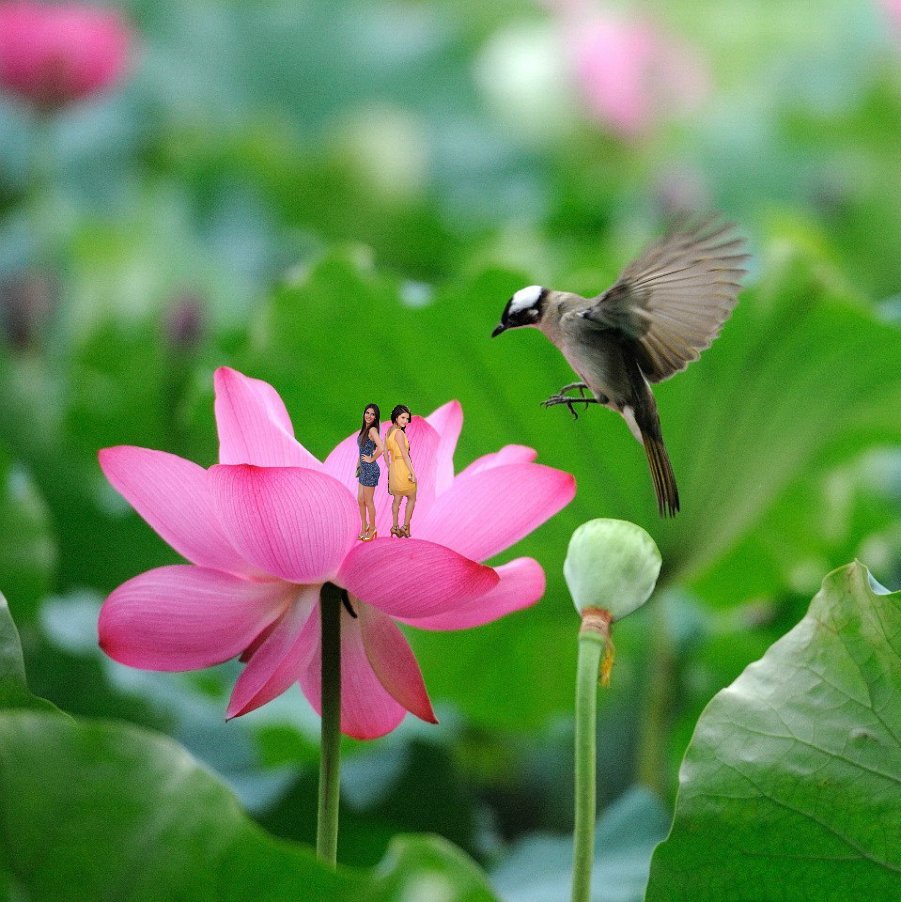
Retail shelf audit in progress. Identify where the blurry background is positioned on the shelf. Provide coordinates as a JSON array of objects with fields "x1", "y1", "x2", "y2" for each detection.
[{"x1": 1, "y1": 0, "x2": 899, "y2": 892}]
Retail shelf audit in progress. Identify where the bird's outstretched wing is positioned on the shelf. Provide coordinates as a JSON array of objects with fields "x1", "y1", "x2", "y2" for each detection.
[{"x1": 582, "y1": 218, "x2": 749, "y2": 383}]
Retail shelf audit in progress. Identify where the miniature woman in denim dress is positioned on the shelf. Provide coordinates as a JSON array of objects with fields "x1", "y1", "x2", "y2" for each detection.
[{"x1": 356, "y1": 403, "x2": 385, "y2": 541}]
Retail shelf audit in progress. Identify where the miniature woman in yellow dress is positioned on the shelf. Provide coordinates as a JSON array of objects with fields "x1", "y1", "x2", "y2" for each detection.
[{"x1": 385, "y1": 404, "x2": 417, "y2": 537}]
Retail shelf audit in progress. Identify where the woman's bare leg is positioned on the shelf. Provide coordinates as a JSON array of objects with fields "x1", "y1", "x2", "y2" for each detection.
[
  {"x1": 403, "y1": 492, "x2": 416, "y2": 533},
  {"x1": 363, "y1": 486, "x2": 377, "y2": 535},
  {"x1": 357, "y1": 484, "x2": 367, "y2": 535},
  {"x1": 392, "y1": 494, "x2": 401, "y2": 531}
]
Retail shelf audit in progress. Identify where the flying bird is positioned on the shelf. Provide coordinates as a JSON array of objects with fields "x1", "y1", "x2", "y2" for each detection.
[{"x1": 491, "y1": 218, "x2": 749, "y2": 517}]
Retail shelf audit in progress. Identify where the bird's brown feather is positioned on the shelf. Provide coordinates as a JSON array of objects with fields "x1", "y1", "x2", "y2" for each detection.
[{"x1": 583, "y1": 219, "x2": 749, "y2": 383}]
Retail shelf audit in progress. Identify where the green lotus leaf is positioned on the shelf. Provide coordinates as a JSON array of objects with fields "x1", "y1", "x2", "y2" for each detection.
[
  {"x1": 646, "y1": 561, "x2": 901, "y2": 900},
  {"x1": 0, "y1": 709, "x2": 499, "y2": 900},
  {"x1": 0, "y1": 591, "x2": 59, "y2": 714}
]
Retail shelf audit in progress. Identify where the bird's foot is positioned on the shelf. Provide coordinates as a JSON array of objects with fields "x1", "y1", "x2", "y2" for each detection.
[
  {"x1": 541, "y1": 386, "x2": 599, "y2": 420},
  {"x1": 555, "y1": 382, "x2": 590, "y2": 397}
]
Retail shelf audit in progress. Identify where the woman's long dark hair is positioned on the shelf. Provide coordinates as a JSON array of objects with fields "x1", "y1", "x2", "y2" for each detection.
[
  {"x1": 390, "y1": 404, "x2": 411, "y2": 428},
  {"x1": 358, "y1": 404, "x2": 381, "y2": 446}
]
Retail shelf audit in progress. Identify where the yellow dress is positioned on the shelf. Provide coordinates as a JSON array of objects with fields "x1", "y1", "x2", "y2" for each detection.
[{"x1": 386, "y1": 428, "x2": 415, "y2": 496}]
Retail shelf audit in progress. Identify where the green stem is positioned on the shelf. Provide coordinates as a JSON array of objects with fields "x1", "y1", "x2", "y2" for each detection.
[
  {"x1": 317, "y1": 582, "x2": 342, "y2": 865},
  {"x1": 572, "y1": 610, "x2": 608, "y2": 902}
]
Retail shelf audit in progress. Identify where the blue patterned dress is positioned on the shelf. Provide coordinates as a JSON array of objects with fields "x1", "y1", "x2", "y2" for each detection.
[{"x1": 358, "y1": 436, "x2": 380, "y2": 487}]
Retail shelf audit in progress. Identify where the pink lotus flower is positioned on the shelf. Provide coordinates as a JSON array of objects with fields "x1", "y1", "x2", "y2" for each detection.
[
  {"x1": 0, "y1": 1, "x2": 131, "y2": 110},
  {"x1": 98, "y1": 368, "x2": 575, "y2": 739},
  {"x1": 546, "y1": 0, "x2": 707, "y2": 138}
]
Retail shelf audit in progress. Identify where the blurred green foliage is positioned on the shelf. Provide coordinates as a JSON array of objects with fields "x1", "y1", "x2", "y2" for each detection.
[{"x1": 0, "y1": 0, "x2": 899, "y2": 898}]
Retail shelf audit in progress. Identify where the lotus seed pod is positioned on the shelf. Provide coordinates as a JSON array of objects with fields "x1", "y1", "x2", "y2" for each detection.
[{"x1": 564, "y1": 519, "x2": 661, "y2": 620}]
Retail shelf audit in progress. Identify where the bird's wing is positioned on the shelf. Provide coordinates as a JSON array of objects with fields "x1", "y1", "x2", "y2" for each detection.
[{"x1": 582, "y1": 218, "x2": 749, "y2": 382}]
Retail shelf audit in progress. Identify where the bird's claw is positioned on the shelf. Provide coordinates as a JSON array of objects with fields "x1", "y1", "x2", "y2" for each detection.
[
  {"x1": 556, "y1": 382, "x2": 590, "y2": 398},
  {"x1": 541, "y1": 388, "x2": 598, "y2": 420},
  {"x1": 540, "y1": 395, "x2": 578, "y2": 418}
]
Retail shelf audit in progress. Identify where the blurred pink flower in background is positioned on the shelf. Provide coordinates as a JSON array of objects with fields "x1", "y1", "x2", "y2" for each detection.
[
  {"x1": 99, "y1": 368, "x2": 575, "y2": 739},
  {"x1": 546, "y1": 0, "x2": 708, "y2": 138},
  {"x1": 0, "y1": 1, "x2": 131, "y2": 110},
  {"x1": 882, "y1": 0, "x2": 901, "y2": 42}
]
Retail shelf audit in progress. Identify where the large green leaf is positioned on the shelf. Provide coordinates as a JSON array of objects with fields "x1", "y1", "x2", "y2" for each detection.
[
  {"x1": 0, "y1": 444, "x2": 55, "y2": 622},
  {"x1": 0, "y1": 592, "x2": 58, "y2": 714},
  {"x1": 646, "y1": 561, "x2": 901, "y2": 900},
  {"x1": 373, "y1": 834, "x2": 498, "y2": 902},
  {"x1": 0, "y1": 711, "x2": 500, "y2": 901},
  {"x1": 0, "y1": 710, "x2": 361, "y2": 900},
  {"x1": 692, "y1": 449, "x2": 901, "y2": 610},
  {"x1": 0, "y1": 596, "x2": 499, "y2": 899}
]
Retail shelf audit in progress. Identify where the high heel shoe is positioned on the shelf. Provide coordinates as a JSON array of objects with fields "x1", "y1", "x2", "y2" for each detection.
[
  {"x1": 361, "y1": 526, "x2": 377, "y2": 542},
  {"x1": 401, "y1": 525, "x2": 411, "y2": 538},
  {"x1": 390, "y1": 526, "x2": 403, "y2": 538}
]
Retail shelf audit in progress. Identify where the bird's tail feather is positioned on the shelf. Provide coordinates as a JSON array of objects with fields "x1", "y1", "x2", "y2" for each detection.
[{"x1": 643, "y1": 433, "x2": 680, "y2": 517}]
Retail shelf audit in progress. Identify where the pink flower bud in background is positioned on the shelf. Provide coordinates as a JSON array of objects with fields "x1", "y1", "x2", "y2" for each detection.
[
  {"x1": 567, "y1": 11, "x2": 708, "y2": 138},
  {"x1": 542, "y1": 0, "x2": 708, "y2": 139},
  {"x1": 0, "y1": 1, "x2": 132, "y2": 110},
  {"x1": 882, "y1": 0, "x2": 901, "y2": 43}
]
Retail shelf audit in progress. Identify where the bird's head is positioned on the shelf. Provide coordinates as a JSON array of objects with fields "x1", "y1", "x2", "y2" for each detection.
[{"x1": 491, "y1": 285, "x2": 547, "y2": 337}]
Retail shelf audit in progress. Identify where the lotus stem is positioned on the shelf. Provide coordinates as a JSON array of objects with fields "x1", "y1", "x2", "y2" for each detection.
[
  {"x1": 572, "y1": 608, "x2": 610, "y2": 902},
  {"x1": 317, "y1": 582, "x2": 342, "y2": 864}
]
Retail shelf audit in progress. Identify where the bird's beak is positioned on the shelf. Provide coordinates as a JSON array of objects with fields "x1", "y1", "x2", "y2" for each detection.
[{"x1": 491, "y1": 323, "x2": 506, "y2": 338}]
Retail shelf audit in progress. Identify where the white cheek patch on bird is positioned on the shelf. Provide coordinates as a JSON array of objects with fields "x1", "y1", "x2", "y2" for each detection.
[{"x1": 494, "y1": 216, "x2": 749, "y2": 518}]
